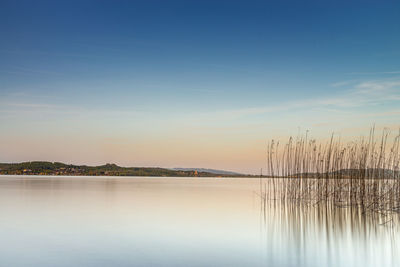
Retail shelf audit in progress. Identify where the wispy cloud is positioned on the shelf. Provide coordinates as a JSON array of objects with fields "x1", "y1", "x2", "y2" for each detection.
[
  {"x1": 0, "y1": 67, "x2": 63, "y2": 77},
  {"x1": 354, "y1": 80, "x2": 400, "y2": 94},
  {"x1": 347, "y1": 71, "x2": 400, "y2": 75},
  {"x1": 0, "y1": 49, "x2": 98, "y2": 59},
  {"x1": 2, "y1": 77, "x2": 400, "y2": 126},
  {"x1": 203, "y1": 77, "x2": 400, "y2": 119},
  {"x1": 4, "y1": 102, "x2": 59, "y2": 109},
  {"x1": 0, "y1": 93, "x2": 146, "y2": 120},
  {"x1": 330, "y1": 80, "x2": 356, "y2": 87}
]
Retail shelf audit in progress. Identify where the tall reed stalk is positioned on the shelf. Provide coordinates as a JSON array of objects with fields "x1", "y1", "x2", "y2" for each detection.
[{"x1": 262, "y1": 127, "x2": 400, "y2": 219}]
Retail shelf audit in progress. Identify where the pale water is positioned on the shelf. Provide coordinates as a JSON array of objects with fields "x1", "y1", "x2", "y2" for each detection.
[{"x1": 0, "y1": 176, "x2": 398, "y2": 267}]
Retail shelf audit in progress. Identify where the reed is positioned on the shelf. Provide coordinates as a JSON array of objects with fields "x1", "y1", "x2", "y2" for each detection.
[{"x1": 261, "y1": 127, "x2": 400, "y2": 219}]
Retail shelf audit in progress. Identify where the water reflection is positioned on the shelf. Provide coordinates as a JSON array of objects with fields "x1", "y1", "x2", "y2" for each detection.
[
  {"x1": 262, "y1": 199, "x2": 400, "y2": 267},
  {"x1": 0, "y1": 176, "x2": 398, "y2": 267}
]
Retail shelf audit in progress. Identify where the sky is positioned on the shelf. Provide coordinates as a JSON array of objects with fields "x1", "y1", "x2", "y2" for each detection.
[{"x1": 1, "y1": 0, "x2": 400, "y2": 174}]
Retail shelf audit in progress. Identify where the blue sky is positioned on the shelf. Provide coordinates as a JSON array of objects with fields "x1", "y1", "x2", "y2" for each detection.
[{"x1": 1, "y1": 0, "x2": 400, "y2": 173}]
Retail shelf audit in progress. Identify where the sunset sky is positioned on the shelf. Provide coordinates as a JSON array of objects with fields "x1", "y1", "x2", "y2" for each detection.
[{"x1": 1, "y1": 1, "x2": 400, "y2": 173}]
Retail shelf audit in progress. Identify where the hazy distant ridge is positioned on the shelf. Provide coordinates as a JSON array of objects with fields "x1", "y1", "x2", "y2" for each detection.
[{"x1": 172, "y1": 168, "x2": 242, "y2": 176}]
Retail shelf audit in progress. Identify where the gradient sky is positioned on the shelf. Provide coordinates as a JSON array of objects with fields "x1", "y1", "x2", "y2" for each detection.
[{"x1": 1, "y1": 0, "x2": 400, "y2": 173}]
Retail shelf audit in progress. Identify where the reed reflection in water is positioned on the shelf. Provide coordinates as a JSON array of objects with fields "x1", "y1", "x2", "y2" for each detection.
[
  {"x1": 0, "y1": 176, "x2": 398, "y2": 267},
  {"x1": 261, "y1": 198, "x2": 399, "y2": 267}
]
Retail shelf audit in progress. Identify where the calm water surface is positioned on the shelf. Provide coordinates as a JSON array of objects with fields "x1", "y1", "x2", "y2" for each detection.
[{"x1": 0, "y1": 176, "x2": 398, "y2": 267}]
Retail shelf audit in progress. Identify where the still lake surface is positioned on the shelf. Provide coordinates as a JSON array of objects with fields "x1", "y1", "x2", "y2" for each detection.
[{"x1": 0, "y1": 176, "x2": 399, "y2": 267}]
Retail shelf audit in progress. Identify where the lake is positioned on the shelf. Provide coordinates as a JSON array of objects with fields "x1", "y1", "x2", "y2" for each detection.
[{"x1": 0, "y1": 176, "x2": 399, "y2": 267}]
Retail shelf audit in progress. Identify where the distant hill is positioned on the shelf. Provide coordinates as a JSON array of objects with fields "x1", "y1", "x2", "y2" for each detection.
[
  {"x1": 0, "y1": 161, "x2": 250, "y2": 177},
  {"x1": 332, "y1": 168, "x2": 399, "y2": 178},
  {"x1": 172, "y1": 168, "x2": 243, "y2": 176},
  {"x1": 290, "y1": 168, "x2": 400, "y2": 179}
]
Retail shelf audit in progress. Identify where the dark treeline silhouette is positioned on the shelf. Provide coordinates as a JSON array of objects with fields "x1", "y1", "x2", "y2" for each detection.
[{"x1": 0, "y1": 161, "x2": 252, "y2": 177}]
